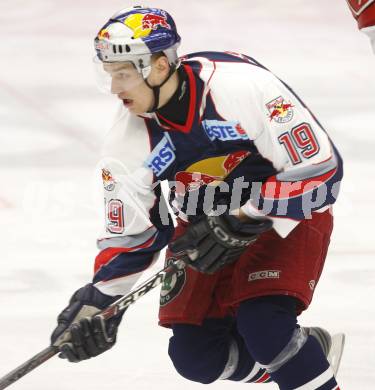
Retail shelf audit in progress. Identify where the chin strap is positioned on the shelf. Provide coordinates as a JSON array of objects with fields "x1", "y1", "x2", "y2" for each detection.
[{"x1": 145, "y1": 65, "x2": 176, "y2": 113}]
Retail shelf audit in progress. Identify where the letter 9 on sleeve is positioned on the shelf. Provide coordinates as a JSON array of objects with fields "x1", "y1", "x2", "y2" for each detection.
[{"x1": 106, "y1": 199, "x2": 125, "y2": 234}]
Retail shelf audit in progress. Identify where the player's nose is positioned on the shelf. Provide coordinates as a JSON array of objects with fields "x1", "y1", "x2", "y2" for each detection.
[{"x1": 111, "y1": 78, "x2": 126, "y2": 95}]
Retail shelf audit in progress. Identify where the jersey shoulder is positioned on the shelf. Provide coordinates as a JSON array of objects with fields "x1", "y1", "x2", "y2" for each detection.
[
  {"x1": 181, "y1": 51, "x2": 279, "y2": 139},
  {"x1": 182, "y1": 51, "x2": 278, "y2": 98}
]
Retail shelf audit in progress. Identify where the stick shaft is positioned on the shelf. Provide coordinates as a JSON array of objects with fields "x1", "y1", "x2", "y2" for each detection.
[
  {"x1": 0, "y1": 346, "x2": 58, "y2": 390},
  {"x1": 100, "y1": 259, "x2": 183, "y2": 320},
  {"x1": 0, "y1": 259, "x2": 183, "y2": 389}
]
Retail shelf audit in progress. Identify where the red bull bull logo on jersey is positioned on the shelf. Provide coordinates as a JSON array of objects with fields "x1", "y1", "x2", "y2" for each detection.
[
  {"x1": 102, "y1": 168, "x2": 116, "y2": 191},
  {"x1": 222, "y1": 150, "x2": 250, "y2": 172},
  {"x1": 124, "y1": 12, "x2": 171, "y2": 39},
  {"x1": 174, "y1": 151, "x2": 250, "y2": 195},
  {"x1": 175, "y1": 172, "x2": 220, "y2": 194},
  {"x1": 266, "y1": 96, "x2": 294, "y2": 123}
]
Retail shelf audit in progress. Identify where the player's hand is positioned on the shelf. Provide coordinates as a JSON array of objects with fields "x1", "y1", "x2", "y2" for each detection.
[
  {"x1": 51, "y1": 283, "x2": 123, "y2": 362},
  {"x1": 169, "y1": 212, "x2": 273, "y2": 274}
]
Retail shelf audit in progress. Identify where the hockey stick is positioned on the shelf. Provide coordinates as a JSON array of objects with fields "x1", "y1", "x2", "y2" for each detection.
[{"x1": 0, "y1": 258, "x2": 185, "y2": 390}]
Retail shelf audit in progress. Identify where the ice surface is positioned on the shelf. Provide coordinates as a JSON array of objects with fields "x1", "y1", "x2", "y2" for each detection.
[{"x1": 0, "y1": 0, "x2": 374, "y2": 389}]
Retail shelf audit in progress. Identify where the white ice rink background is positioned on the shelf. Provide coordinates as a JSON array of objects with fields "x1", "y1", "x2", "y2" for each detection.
[{"x1": 0, "y1": 1, "x2": 374, "y2": 389}]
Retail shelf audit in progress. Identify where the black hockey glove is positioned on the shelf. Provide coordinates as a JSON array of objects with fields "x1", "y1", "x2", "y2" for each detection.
[
  {"x1": 169, "y1": 212, "x2": 273, "y2": 274},
  {"x1": 51, "y1": 283, "x2": 123, "y2": 363}
]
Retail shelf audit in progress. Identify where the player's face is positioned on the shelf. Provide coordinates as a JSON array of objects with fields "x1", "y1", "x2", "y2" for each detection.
[{"x1": 103, "y1": 62, "x2": 154, "y2": 114}]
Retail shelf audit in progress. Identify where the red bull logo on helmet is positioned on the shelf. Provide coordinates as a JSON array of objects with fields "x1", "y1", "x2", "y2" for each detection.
[
  {"x1": 142, "y1": 13, "x2": 171, "y2": 30},
  {"x1": 124, "y1": 12, "x2": 171, "y2": 39},
  {"x1": 266, "y1": 96, "x2": 294, "y2": 123},
  {"x1": 202, "y1": 120, "x2": 249, "y2": 142},
  {"x1": 98, "y1": 28, "x2": 111, "y2": 40}
]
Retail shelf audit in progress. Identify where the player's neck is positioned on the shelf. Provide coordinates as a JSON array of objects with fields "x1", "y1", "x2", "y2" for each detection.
[{"x1": 156, "y1": 67, "x2": 189, "y2": 125}]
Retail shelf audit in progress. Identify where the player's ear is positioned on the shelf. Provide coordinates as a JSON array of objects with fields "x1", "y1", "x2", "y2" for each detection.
[{"x1": 152, "y1": 53, "x2": 170, "y2": 75}]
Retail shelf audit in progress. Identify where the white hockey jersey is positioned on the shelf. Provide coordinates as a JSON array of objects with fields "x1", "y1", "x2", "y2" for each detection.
[{"x1": 93, "y1": 51, "x2": 343, "y2": 296}]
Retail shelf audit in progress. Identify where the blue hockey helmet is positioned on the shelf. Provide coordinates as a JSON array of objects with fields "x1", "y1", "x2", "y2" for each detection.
[{"x1": 94, "y1": 5, "x2": 181, "y2": 79}]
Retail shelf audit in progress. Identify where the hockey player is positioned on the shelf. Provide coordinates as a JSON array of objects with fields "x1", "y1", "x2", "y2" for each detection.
[
  {"x1": 51, "y1": 6, "x2": 345, "y2": 390},
  {"x1": 346, "y1": 0, "x2": 375, "y2": 52}
]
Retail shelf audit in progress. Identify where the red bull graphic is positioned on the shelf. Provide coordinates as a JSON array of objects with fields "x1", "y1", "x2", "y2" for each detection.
[
  {"x1": 266, "y1": 96, "x2": 294, "y2": 123},
  {"x1": 124, "y1": 12, "x2": 171, "y2": 39},
  {"x1": 142, "y1": 13, "x2": 171, "y2": 30},
  {"x1": 102, "y1": 168, "x2": 116, "y2": 191},
  {"x1": 98, "y1": 28, "x2": 111, "y2": 39},
  {"x1": 174, "y1": 151, "x2": 250, "y2": 195},
  {"x1": 175, "y1": 172, "x2": 220, "y2": 194},
  {"x1": 223, "y1": 150, "x2": 249, "y2": 172},
  {"x1": 96, "y1": 28, "x2": 111, "y2": 50}
]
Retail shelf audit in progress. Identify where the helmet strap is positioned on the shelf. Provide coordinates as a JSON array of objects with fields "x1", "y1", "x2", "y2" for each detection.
[{"x1": 145, "y1": 65, "x2": 176, "y2": 113}]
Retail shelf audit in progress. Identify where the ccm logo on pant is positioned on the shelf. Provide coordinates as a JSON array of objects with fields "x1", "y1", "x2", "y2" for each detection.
[{"x1": 248, "y1": 270, "x2": 281, "y2": 282}]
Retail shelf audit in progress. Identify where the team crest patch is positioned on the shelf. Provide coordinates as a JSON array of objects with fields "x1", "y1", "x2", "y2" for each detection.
[
  {"x1": 160, "y1": 258, "x2": 186, "y2": 306},
  {"x1": 102, "y1": 168, "x2": 116, "y2": 191},
  {"x1": 266, "y1": 96, "x2": 294, "y2": 123}
]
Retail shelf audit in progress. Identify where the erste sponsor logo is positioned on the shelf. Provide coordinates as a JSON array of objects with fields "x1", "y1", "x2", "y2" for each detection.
[
  {"x1": 202, "y1": 120, "x2": 249, "y2": 142},
  {"x1": 145, "y1": 133, "x2": 176, "y2": 177}
]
